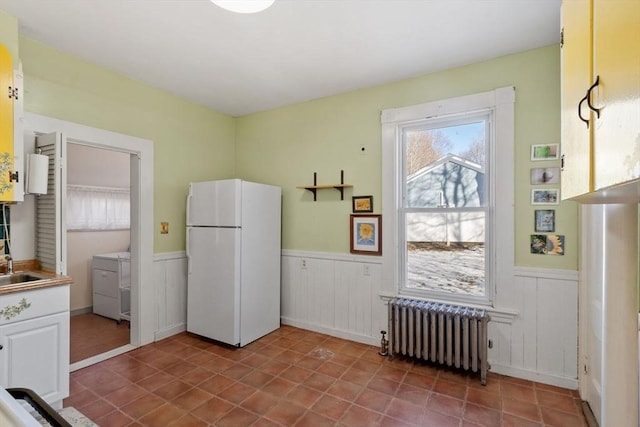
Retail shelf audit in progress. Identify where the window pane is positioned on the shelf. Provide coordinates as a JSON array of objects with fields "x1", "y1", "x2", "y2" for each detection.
[
  {"x1": 405, "y1": 122, "x2": 486, "y2": 208},
  {"x1": 406, "y1": 212, "x2": 485, "y2": 296},
  {"x1": 402, "y1": 119, "x2": 487, "y2": 298}
]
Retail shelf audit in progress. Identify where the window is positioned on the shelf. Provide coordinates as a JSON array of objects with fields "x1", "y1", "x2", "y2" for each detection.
[
  {"x1": 401, "y1": 113, "x2": 490, "y2": 299},
  {"x1": 381, "y1": 87, "x2": 515, "y2": 306},
  {"x1": 67, "y1": 185, "x2": 130, "y2": 231}
]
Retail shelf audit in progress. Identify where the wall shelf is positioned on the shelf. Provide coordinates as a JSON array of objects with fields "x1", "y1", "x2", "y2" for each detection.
[{"x1": 297, "y1": 170, "x2": 353, "y2": 201}]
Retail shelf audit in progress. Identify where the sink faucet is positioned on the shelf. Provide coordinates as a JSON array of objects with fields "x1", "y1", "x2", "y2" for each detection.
[{"x1": 5, "y1": 255, "x2": 13, "y2": 274}]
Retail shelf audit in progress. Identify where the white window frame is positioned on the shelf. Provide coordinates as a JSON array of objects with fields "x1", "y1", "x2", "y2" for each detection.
[{"x1": 381, "y1": 87, "x2": 515, "y2": 307}]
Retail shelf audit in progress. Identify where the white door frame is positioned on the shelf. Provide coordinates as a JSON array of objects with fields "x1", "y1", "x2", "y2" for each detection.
[
  {"x1": 579, "y1": 204, "x2": 639, "y2": 427},
  {"x1": 24, "y1": 113, "x2": 155, "y2": 349}
]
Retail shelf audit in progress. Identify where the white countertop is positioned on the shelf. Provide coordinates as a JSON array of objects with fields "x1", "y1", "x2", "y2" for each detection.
[{"x1": 93, "y1": 251, "x2": 130, "y2": 261}]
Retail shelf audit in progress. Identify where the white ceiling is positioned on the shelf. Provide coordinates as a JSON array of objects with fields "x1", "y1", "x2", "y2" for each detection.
[{"x1": 0, "y1": 0, "x2": 561, "y2": 117}]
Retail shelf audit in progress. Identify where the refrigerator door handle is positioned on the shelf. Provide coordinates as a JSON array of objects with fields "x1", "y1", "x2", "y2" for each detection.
[
  {"x1": 186, "y1": 191, "x2": 192, "y2": 225},
  {"x1": 186, "y1": 227, "x2": 191, "y2": 275}
]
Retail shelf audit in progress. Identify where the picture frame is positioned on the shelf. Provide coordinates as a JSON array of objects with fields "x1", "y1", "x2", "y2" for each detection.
[
  {"x1": 534, "y1": 209, "x2": 555, "y2": 232},
  {"x1": 350, "y1": 214, "x2": 382, "y2": 255},
  {"x1": 530, "y1": 234, "x2": 565, "y2": 256},
  {"x1": 531, "y1": 143, "x2": 559, "y2": 161},
  {"x1": 531, "y1": 188, "x2": 559, "y2": 205},
  {"x1": 352, "y1": 195, "x2": 373, "y2": 213},
  {"x1": 530, "y1": 167, "x2": 560, "y2": 185}
]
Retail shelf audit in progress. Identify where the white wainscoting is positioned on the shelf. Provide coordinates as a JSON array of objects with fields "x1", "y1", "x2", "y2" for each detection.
[
  {"x1": 152, "y1": 250, "x2": 578, "y2": 389},
  {"x1": 490, "y1": 267, "x2": 579, "y2": 389},
  {"x1": 153, "y1": 252, "x2": 188, "y2": 341},
  {"x1": 281, "y1": 250, "x2": 579, "y2": 389},
  {"x1": 281, "y1": 250, "x2": 385, "y2": 347}
]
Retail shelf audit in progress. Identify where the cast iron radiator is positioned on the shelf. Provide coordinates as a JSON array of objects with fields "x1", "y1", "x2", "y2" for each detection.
[{"x1": 388, "y1": 298, "x2": 491, "y2": 385}]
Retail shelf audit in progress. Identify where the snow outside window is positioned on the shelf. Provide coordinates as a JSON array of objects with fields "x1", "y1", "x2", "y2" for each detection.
[{"x1": 382, "y1": 87, "x2": 515, "y2": 307}]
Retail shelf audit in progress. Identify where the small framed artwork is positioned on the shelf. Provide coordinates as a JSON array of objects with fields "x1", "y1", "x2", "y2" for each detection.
[
  {"x1": 350, "y1": 214, "x2": 382, "y2": 255},
  {"x1": 531, "y1": 188, "x2": 559, "y2": 205},
  {"x1": 531, "y1": 143, "x2": 560, "y2": 161},
  {"x1": 530, "y1": 234, "x2": 565, "y2": 255},
  {"x1": 534, "y1": 209, "x2": 555, "y2": 232},
  {"x1": 530, "y1": 167, "x2": 560, "y2": 185},
  {"x1": 352, "y1": 195, "x2": 373, "y2": 213}
]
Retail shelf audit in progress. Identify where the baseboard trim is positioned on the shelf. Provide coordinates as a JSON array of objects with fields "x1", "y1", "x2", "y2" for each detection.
[
  {"x1": 581, "y1": 400, "x2": 599, "y2": 427},
  {"x1": 154, "y1": 323, "x2": 186, "y2": 341},
  {"x1": 490, "y1": 363, "x2": 578, "y2": 389},
  {"x1": 280, "y1": 317, "x2": 379, "y2": 347},
  {"x1": 70, "y1": 307, "x2": 93, "y2": 317}
]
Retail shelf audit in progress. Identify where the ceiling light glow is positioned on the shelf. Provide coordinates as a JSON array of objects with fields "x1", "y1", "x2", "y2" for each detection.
[{"x1": 211, "y1": 0, "x2": 275, "y2": 14}]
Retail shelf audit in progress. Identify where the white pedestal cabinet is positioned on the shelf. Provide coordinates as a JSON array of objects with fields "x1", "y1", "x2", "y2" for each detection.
[{"x1": 92, "y1": 252, "x2": 131, "y2": 322}]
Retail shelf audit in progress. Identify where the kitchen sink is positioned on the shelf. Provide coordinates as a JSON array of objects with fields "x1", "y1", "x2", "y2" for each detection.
[{"x1": 0, "y1": 272, "x2": 47, "y2": 286}]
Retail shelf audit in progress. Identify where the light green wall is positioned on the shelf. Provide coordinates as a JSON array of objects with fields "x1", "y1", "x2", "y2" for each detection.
[
  {"x1": 236, "y1": 45, "x2": 578, "y2": 269},
  {"x1": 10, "y1": 23, "x2": 577, "y2": 270},
  {"x1": 18, "y1": 37, "x2": 237, "y2": 253},
  {"x1": 0, "y1": 11, "x2": 18, "y2": 65}
]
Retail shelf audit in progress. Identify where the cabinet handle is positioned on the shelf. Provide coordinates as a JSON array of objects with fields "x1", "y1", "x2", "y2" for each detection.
[
  {"x1": 586, "y1": 75, "x2": 601, "y2": 119},
  {"x1": 0, "y1": 344, "x2": 3, "y2": 350},
  {"x1": 578, "y1": 93, "x2": 590, "y2": 128}
]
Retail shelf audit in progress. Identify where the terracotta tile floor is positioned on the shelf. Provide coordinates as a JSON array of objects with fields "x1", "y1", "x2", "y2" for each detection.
[
  {"x1": 64, "y1": 325, "x2": 587, "y2": 426},
  {"x1": 70, "y1": 313, "x2": 130, "y2": 363}
]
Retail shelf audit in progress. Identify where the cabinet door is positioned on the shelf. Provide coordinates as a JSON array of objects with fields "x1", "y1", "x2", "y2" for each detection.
[
  {"x1": 0, "y1": 312, "x2": 70, "y2": 404},
  {"x1": 592, "y1": 0, "x2": 640, "y2": 190},
  {"x1": 0, "y1": 44, "x2": 14, "y2": 201},
  {"x1": 560, "y1": 0, "x2": 593, "y2": 200}
]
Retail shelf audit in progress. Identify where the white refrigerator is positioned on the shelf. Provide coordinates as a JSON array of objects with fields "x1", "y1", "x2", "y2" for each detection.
[{"x1": 186, "y1": 179, "x2": 281, "y2": 347}]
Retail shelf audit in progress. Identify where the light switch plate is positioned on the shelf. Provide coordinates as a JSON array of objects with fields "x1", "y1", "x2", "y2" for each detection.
[{"x1": 160, "y1": 222, "x2": 169, "y2": 234}]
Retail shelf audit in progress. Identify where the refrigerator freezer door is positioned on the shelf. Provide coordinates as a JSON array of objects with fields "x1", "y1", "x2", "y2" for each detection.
[
  {"x1": 187, "y1": 180, "x2": 242, "y2": 227},
  {"x1": 186, "y1": 226, "x2": 241, "y2": 345}
]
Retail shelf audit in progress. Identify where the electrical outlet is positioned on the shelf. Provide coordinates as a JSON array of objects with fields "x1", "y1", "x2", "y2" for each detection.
[
  {"x1": 301, "y1": 259, "x2": 307, "y2": 269},
  {"x1": 160, "y1": 222, "x2": 169, "y2": 234},
  {"x1": 363, "y1": 264, "x2": 370, "y2": 276}
]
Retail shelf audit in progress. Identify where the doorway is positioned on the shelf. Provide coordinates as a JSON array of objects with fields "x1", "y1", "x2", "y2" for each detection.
[
  {"x1": 26, "y1": 112, "x2": 155, "y2": 371},
  {"x1": 66, "y1": 143, "x2": 131, "y2": 363}
]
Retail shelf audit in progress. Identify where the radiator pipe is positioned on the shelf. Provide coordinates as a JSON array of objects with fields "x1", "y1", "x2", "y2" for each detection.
[{"x1": 379, "y1": 330, "x2": 388, "y2": 356}]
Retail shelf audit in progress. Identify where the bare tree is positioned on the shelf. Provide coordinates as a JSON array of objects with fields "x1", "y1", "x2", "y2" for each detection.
[
  {"x1": 406, "y1": 130, "x2": 452, "y2": 175},
  {"x1": 459, "y1": 137, "x2": 485, "y2": 166}
]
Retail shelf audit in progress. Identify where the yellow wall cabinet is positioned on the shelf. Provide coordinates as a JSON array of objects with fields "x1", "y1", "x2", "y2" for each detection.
[
  {"x1": 0, "y1": 43, "x2": 23, "y2": 203},
  {"x1": 561, "y1": 0, "x2": 640, "y2": 202}
]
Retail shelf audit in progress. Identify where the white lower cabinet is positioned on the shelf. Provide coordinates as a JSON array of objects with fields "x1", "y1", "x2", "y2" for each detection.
[
  {"x1": 93, "y1": 252, "x2": 131, "y2": 322},
  {"x1": 0, "y1": 285, "x2": 70, "y2": 408}
]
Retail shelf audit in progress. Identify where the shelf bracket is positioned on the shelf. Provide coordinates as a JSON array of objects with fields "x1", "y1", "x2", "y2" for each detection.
[
  {"x1": 309, "y1": 172, "x2": 318, "y2": 201},
  {"x1": 333, "y1": 170, "x2": 346, "y2": 200}
]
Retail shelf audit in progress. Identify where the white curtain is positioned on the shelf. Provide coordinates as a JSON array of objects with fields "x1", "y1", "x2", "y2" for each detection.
[{"x1": 67, "y1": 185, "x2": 130, "y2": 230}]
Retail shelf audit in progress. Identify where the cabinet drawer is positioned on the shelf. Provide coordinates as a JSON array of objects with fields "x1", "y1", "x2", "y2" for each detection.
[
  {"x1": 93, "y1": 269, "x2": 118, "y2": 297},
  {"x1": 92, "y1": 257, "x2": 118, "y2": 272},
  {"x1": 92, "y1": 294, "x2": 119, "y2": 320},
  {"x1": 0, "y1": 286, "x2": 70, "y2": 326}
]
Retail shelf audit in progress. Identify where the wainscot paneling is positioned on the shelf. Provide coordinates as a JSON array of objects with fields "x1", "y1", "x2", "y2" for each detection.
[
  {"x1": 281, "y1": 250, "x2": 579, "y2": 389},
  {"x1": 153, "y1": 252, "x2": 187, "y2": 341},
  {"x1": 152, "y1": 250, "x2": 578, "y2": 389},
  {"x1": 489, "y1": 267, "x2": 579, "y2": 389},
  {"x1": 281, "y1": 250, "x2": 385, "y2": 346}
]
